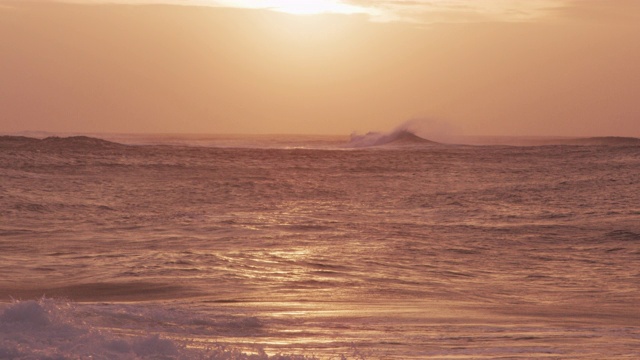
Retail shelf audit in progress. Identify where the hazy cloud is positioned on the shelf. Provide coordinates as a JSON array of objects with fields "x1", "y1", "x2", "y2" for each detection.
[
  {"x1": 13, "y1": 0, "x2": 570, "y2": 23},
  {"x1": 343, "y1": 0, "x2": 568, "y2": 22}
]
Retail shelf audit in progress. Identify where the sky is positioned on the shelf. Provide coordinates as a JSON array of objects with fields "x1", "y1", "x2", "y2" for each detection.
[{"x1": 1, "y1": 0, "x2": 639, "y2": 137}]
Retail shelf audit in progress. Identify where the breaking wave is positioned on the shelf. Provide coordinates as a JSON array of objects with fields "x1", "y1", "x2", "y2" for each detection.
[
  {"x1": 0, "y1": 298, "x2": 361, "y2": 360},
  {"x1": 347, "y1": 129, "x2": 439, "y2": 148}
]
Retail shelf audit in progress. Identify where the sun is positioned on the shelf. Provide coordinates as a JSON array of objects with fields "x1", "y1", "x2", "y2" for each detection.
[{"x1": 268, "y1": 0, "x2": 354, "y2": 15}]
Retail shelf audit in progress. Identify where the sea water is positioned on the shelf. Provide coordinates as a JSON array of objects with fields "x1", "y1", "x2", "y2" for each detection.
[{"x1": 0, "y1": 133, "x2": 639, "y2": 359}]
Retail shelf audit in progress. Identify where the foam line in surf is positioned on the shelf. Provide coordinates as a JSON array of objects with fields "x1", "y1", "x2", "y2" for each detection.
[{"x1": 0, "y1": 298, "x2": 364, "y2": 359}]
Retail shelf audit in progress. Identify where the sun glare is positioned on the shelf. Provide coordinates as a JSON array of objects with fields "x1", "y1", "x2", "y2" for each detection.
[
  {"x1": 215, "y1": 0, "x2": 372, "y2": 16},
  {"x1": 268, "y1": 0, "x2": 363, "y2": 15},
  {"x1": 271, "y1": 1, "x2": 338, "y2": 15}
]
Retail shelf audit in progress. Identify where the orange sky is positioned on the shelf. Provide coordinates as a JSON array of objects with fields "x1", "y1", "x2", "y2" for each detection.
[{"x1": 1, "y1": 0, "x2": 639, "y2": 137}]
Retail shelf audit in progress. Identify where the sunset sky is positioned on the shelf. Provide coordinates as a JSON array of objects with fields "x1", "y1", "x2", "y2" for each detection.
[{"x1": 1, "y1": 0, "x2": 639, "y2": 137}]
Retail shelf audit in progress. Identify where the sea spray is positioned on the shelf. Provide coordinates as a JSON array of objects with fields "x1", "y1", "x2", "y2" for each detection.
[
  {"x1": 347, "y1": 130, "x2": 439, "y2": 147},
  {"x1": 348, "y1": 118, "x2": 462, "y2": 147},
  {"x1": 0, "y1": 299, "x2": 369, "y2": 359}
]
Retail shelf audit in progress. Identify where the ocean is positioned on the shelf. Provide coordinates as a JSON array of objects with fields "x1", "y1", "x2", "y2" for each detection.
[{"x1": 1, "y1": 132, "x2": 639, "y2": 359}]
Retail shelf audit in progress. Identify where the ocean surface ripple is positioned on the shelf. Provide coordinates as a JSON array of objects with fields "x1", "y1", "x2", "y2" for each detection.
[{"x1": 1, "y1": 135, "x2": 639, "y2": 359}]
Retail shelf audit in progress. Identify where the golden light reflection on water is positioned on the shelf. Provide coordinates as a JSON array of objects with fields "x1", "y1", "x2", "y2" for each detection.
[
  {"x1": 196, "y1": 299, "x2": 492, "y2": 358},
  {"x1": 268, "y1": 248, "x2": 312, "y2": 261}
]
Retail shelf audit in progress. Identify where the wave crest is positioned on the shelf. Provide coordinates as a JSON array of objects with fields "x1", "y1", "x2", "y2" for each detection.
[
  {"x1": 347, "y1": 129, "x2": 439, "y2": 148},
  {"x1": 0, "y1": 298, "x2": 364, "y2": 359},
  {"x1": 0, "y1": 135, "x2": 123, "y2": 151}
]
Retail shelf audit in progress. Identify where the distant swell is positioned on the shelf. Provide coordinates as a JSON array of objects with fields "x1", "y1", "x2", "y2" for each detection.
[
  {"x1": 347, "y1": 129, "x2": 439, "y2": 148},
  {"x1": 561, "y1": 137, "x2": 640, "y2": 146},
  {"x1": 0, "y1": 135, "x2": 124, "y2": 151},
  {"x1": 3, "y1": 282, "x2": 199, "y2": 302}
]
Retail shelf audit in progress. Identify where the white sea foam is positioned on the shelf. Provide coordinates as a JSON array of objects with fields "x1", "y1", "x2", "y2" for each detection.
[{"x1": 0, "y1": 298, "x2": 343, "y2": 359}]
